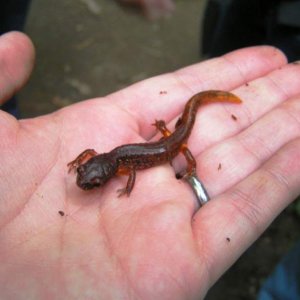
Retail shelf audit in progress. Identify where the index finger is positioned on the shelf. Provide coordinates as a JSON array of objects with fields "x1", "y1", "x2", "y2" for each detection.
[{"x1": 108, "y1": 46, "x2": 286, "y2": 138}]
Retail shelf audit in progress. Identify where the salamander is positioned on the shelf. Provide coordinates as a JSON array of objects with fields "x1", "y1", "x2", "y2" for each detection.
[{"x1": 68, "y1": 90, "x2": 242, "y2": 196}]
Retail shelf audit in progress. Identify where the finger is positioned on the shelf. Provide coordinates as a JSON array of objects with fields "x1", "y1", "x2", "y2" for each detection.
[
  {"x1": 197, "y1": 94, "x2": 300, "y2": 196},
  {"x1": 182, "y1": 61, "x2": 300, "y2": 192},
  {"x1": 109, "y1": 46, "x2": 287, "y2": 138},
  {"x1": 192, "y1": 138, "x2": 300, "y2": 287},
  {"x1": 159, "y1": 60, "x2": 300, "y2": 177},
  {"x1": 0, "y1": 31, "x2": 35, "y2": 105}
]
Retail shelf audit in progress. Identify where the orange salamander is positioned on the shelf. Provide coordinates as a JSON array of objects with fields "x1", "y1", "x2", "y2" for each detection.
[{"x1": 68, "y1": 90, "x2": 242, "y2": 196}]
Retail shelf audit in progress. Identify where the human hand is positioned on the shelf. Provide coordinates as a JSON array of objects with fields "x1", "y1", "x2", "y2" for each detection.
[{"x1": 1, "y1": 31, "x2": 300, "y2": 299}]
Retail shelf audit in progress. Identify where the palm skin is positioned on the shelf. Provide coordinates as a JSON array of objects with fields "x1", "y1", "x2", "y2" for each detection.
[{"x1": 1, "y1": 32, "x2": 300, "y2": 300}]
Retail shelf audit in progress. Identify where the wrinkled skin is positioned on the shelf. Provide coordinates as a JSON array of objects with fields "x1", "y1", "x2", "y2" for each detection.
[
  {"x1": 1, "y1": 31, "x2": 300, "y2": 300},
  {"x1": 117, "y1": 0, "x2": 175, "y2": 19}
]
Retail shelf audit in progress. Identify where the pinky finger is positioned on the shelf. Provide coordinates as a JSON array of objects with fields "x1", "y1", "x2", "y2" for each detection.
[{"x1": 192, "y1": 138, "x2": 300, "y2": 287}]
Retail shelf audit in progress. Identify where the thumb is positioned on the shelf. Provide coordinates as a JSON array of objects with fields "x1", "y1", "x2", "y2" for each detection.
[{"x1": 0, "y1": 31, "x2": 35, "y2": 105}]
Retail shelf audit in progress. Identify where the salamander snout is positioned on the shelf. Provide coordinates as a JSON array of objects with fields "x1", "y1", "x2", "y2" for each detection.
[
  {"x1": 76, "y1": 164, "x2": 103, "y2": 190},
  {"x1": 75, "y1": 155, "x2": 118, "y2": 191}
]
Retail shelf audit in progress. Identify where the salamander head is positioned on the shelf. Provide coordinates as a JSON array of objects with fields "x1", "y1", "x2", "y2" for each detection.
[{"x1": 76, "y1": 154, "x2": 118, "y2": 190}]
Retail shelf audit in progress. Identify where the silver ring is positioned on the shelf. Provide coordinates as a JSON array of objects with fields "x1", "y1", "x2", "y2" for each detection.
[{"x1": 184, "y1": 173, "x2": 210, "y2": 207}]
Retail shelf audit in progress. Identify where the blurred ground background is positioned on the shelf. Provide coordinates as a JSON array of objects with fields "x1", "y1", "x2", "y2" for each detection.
[
  {"x1": 19, "y1": 0, "x2": 300, "y2": 299},
  {"x1": 20, "y1": 0, "x2": 203, "y2": 115}
]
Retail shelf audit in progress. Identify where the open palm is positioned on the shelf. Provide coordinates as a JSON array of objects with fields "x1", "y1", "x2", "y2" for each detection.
[{"x1": 1, "y1": 32, "x2": 300, "y2": 300}]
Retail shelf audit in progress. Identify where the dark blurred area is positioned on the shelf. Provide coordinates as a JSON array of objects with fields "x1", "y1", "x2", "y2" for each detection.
[
  {"x1": 202, "y1": 0, "x2": 300, "y2": 61},
  {"x1": 0, "y1": 0, "x2": 31, "y2": 32}
]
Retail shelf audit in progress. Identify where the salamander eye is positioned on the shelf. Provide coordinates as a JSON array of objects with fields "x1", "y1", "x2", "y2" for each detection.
[
  {"x1": 91, "y1": 177, "x2": 101, "y2": 185},
  {"x1": 77, "y1": 165, "x2": 85, "y2": 175}
]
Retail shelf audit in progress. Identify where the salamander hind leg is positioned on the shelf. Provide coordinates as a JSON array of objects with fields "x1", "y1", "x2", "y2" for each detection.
[
  {"x1": 175, "y1": 117, "x2": 182, "y2": 128},
  {"x1": 67, "y1": 149, "x2": 98, "y2": 173},
  {"x1": 176, "y1": 145, "x2": 197, "y2": 179}
]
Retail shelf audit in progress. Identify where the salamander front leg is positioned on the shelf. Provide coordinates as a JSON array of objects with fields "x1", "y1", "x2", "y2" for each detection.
[
  {"x1": 67, "y1": 149, "x2": 98, "y2": 173},
  {"x1": 117, "y1": 168, "x2": 136, "y2": 197},
  {"x1": 153, "y1": 117, "x2": 184, "y2": 136},
  {"x1": 152, "y1": 119, "x2": 171, "y2": 137}
]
